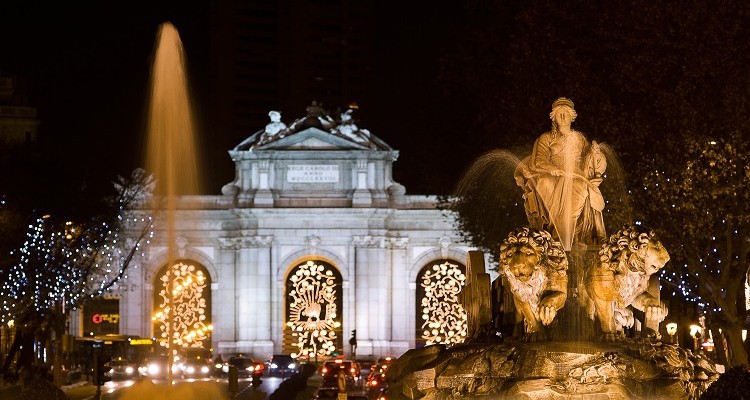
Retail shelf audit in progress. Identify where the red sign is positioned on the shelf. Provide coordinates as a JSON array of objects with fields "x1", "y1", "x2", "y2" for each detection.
[{"x1": 92, "y1": 313, "x2": 119, "y2": 324}]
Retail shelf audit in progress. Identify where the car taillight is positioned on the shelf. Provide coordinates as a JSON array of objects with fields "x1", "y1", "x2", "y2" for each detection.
[
  {"x1": 370, "y1": 379, "x2": 378, "y2": 386},
  {"x1": 255, "y1": 364, "x2": 263, "y2": 371},
  {"x1": 322, "y1": 367, "x2": 328, "y2": 374}
]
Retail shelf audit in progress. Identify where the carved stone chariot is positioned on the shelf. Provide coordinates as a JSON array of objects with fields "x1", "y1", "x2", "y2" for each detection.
[{"x1": 386, "y1": 98, "x2": 720, "y2": 399}]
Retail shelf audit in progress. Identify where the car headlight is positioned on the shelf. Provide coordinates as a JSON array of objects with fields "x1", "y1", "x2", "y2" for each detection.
[
  {"x1": 148, "y1": 364, "x2": 160, "y2": 375},
  {"x1": 125, "y1": 366, "x2": 134, "y2": 374},
  {"x1": 288, "y1": 363, "x2": 296, "y2": 369},
  {"x1": 270, "y1": 363, "x2": 278, "y2": 369},
  {"x1": 215, "y1": 363, "x2": 222, "y2": 369},
  {"x1": 222, "y1": 365, "x2": 228, "y2": 373},
  {"x1": 186, "y1": 366, "x2": 195, "y2": 374},
  {"x1": 201, "y1": 366, "x2": 210, "y2": 374}
]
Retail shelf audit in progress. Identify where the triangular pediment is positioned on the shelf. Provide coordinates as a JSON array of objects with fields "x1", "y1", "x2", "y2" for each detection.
[{"x1": 257, "y1": 127, "x2": 371, "y2": 150}]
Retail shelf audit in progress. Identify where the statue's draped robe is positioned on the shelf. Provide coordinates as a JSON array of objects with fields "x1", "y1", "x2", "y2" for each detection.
[{"x1": 515, "y1": 130, "x2": 606, "y2": 250}]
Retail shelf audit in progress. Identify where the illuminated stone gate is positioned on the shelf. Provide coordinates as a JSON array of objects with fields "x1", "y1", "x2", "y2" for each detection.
[{"x1": 104, "y1": 105, "x2": 484, "y2": 360}]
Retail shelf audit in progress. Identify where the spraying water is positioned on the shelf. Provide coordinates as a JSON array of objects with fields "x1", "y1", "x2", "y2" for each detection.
[{"x1": 144, "y1": 22, "x2": 203, "y2": 387}]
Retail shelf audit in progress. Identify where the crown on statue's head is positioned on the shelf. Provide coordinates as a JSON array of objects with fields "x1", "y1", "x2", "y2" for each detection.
[
  {"x1": 550, "y1": 97, "x2": 577, "y2": 122},
  {"x1": 552, "y1": 97, "x2": 574, "y2": 110}
]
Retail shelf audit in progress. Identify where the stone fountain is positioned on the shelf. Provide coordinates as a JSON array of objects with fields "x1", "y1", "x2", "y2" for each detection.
[{"x1": 386, "y1": 98, "x2": 720, "y2": 399}]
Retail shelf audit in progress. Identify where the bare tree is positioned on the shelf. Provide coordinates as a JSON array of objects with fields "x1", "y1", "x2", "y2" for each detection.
[{"x1": 0, "y1": 169, "x2": 154, "y2": 384}]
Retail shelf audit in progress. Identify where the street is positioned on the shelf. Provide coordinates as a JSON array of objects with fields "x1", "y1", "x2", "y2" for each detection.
[{"x1": 61, "y1": 376, "x2": 298, "y2": 400}]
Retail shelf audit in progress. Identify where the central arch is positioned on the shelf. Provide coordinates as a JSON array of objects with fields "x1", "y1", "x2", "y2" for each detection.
[{"x1": 283, "y1": 259, "x2": 343, "y2": 359}]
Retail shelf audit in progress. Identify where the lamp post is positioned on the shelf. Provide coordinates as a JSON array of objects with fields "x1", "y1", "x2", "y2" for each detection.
[
  {"x1": 690, "y1": 324, "x2": 702, "y2": 354},
  {"x1": 666, "y1": 323, "x2": 678, "y2": 345}
]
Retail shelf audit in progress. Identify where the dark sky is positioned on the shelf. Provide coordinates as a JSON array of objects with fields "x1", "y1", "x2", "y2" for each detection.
[
  {"x1": 1, "y1": 2, "x2": 468, "y2": 198},
  {"x1": 4, "y1": 2, "x2": 746, "y2": 205}
]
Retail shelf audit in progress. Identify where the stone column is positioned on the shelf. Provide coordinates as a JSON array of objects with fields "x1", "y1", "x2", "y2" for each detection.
[
  {"x1": 352, "y1": 235, "x2": 383, "y2": 358},
  {"x1": 236, "y1": 235, "x2": 273, "y2": 355},
  {"x1": 216, "y1": 237, "x2": 240, "y2": 354},
  {"x1": 388, "y1": 236, "x2": 410, "y2": 355}
]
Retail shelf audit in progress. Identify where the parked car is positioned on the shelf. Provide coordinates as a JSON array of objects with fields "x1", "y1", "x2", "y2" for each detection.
[
  {"x1": 266, "y1": 354, "x2": 298, "y2": 377},
  {"x1": 105, "y1": 358, "x2": 138, "y2": 380}
]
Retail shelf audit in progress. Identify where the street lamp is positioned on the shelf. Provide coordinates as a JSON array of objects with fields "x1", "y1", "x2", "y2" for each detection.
[
  {"x1": 690, "y1": 324, "x2": 702, "y2": 354},
  {"x1": 666, "y1": 323, "x2": 678, "y2": 345}
]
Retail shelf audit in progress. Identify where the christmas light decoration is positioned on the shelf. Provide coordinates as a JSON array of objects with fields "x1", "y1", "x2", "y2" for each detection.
[
  {"x1": 285, "y1": 260, "x2": 341, "y2": 359},
  {"x1": 418, "y1": 261, "x2": 467, "y2": 346},
  {"x1": 152, "y1": 261, "x2": 212, "y2": 350},
  {"x1": 0, "y1": 207, "x2": 153, "y2": 325}
]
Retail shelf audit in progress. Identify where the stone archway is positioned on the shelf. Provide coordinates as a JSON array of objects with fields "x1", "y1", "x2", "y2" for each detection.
[
  {"x1": 283, "y1": 259, "x2": 343, "y2": 360},
  {"x1": 152, "y1": 259, "x2": 212, "y2": 351},
  {"x1": 415, "y1": 259, "x2": 468, "y2": 348}
]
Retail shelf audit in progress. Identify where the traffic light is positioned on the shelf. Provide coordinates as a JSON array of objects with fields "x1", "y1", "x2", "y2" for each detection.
[
  {"x1": 93, "y1": 352, "x2": 112, "y2": 386},
  {"x1": 349, "y1": 329, "x2": 357, "y2": 346}
]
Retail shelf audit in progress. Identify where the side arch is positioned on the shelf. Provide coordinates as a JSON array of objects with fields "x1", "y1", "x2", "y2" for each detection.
[
  {"x1": 414, "y1": 259, "x2": 468, "y2": 347},
  {"x1": 410, "y1": 248, "x2": 467, "y2": 283},
  {"x1": 151, "y1": 260, "x2": 213, "y2": 350},
  {"x1": 145, "y1": 247, "x2": 219, "y2": 284}
]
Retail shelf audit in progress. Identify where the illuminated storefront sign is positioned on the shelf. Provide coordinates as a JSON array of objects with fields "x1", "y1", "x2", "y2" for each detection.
[
  {"x1": 92, "y1": 313, "x2": 120, "y2": 324},
  {"x1": 129, "y1": 338, "x2": 153, "y2": 346},
  {"x1": 83, "y1": 298, "x2": 120, "y2": 335}
]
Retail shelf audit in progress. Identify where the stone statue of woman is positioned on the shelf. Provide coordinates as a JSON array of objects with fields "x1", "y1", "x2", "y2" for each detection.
[{"x1": 514, "y1": 97, "x2": 606, "y2": 250}]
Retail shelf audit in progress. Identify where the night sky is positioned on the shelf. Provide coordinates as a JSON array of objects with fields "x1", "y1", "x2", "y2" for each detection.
[
  {"x1": 1, "y1": 2, "x2": 467, "y2": 198},
  {"x1": 2, "y1": 1, "x2": 748, "y2": 206}
]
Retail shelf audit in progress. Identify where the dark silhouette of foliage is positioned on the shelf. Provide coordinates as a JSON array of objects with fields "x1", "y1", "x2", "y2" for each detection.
[{"x1": 700, "y1": 366, "x2": 750, "y2": 400}]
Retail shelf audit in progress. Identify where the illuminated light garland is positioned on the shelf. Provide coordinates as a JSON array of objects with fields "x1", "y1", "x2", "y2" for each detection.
[
  {"x1": 419, "y1": 261, "x2": 467, "y2": 346},
  {"x1": 153, "y1": 261, "x2": 212, "y2": 350},
  {"x1": 285, "y1": 260, "x2": 340, "y2": 359},
  {"x1": 0, "y1": 212, "x2": 153, "y2": 325}
]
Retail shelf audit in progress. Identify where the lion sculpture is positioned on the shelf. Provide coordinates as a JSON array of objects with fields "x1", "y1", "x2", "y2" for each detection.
[
  {"x1": 582, "y1": 225, "x2": 670, "y2": 341},
  {"x1": 499, "y1": 227, "x2": 568, "y2": 338}
]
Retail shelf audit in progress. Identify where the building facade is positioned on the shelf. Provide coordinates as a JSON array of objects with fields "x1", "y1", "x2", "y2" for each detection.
[{"x1": 91, "y1": 106, "x2": 478, "y2": 361}]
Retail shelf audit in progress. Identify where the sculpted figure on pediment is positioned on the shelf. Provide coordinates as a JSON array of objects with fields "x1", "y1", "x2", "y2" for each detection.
[{"x1": 258, "y1": 110, "x2": 288, "y2": 145}]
